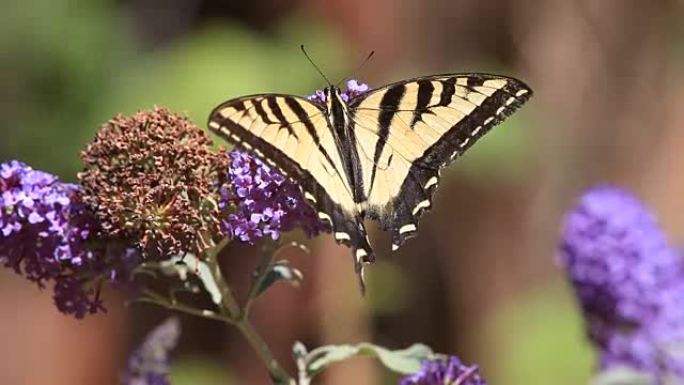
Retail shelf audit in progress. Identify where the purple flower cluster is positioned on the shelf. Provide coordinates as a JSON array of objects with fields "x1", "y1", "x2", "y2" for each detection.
[
  {"x1": 559, "y1": 186, "x2": 684, "y2": 379},
  {"x1": 308, "y1": 79, "x2": 371, "y2": 103},
  {"x1": 122, "y1": 317, "x2": 180, "y2": 385},
  {"x1": 220, "y1": 151, "x2": 325, "y2": 244},
  {"x1": 0, "y1": 160, "x2": 138, "y2": 318},
  {"x1": 1, "y1": 161, "x2": 83, "y2": 276},
  {"x1": 400, "y1": 356, "x2": 487, "y2": 385}
]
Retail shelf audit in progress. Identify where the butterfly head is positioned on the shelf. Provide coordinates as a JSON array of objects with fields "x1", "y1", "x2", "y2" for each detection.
[{"x1": 323, "y1": 86, "x2": 345, "y2": 112}]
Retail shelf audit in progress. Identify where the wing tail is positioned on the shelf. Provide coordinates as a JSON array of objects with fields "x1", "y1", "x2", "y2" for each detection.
[{"x1": 303, "y1": 181, "x2": 374, "y2": 289}]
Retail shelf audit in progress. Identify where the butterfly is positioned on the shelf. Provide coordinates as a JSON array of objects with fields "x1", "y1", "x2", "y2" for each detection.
[{"x1": 208, "y1": 73, "x2": 532, "y2": 281}]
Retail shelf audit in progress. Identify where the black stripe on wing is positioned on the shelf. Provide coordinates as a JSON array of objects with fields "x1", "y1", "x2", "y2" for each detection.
[
  {"x1": 410, "y1": 80, "x2": 434, "y2": 127},
  {"x1": 369, "y1": 83, "x2": 406, "y2": 194}
]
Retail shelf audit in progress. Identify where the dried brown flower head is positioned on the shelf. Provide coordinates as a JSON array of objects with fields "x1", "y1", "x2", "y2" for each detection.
[{"x1": 79, "y1": 107, "x2": 229, "y2": 258}]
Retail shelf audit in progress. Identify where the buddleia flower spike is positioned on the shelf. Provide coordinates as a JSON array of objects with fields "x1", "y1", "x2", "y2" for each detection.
[{"x1": 559, "y1": 186, "x2": 684, "y2": 379}]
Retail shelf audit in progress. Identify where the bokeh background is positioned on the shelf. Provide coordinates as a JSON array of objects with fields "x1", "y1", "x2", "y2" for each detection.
[{"x1": 2, "y1": 0, "x2": 684, "y2": 384}]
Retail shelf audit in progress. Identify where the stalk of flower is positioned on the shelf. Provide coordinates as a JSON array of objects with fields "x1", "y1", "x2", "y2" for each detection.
[{"x1": 558, "y1": 186, "x2": 684, "y2": 380}]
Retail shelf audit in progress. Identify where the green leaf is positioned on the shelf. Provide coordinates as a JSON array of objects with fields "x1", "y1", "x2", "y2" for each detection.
[
  {"x1": 303, "y1": 342, "x2": 433, "y2": 378},
  {"x1": 359, "y1": 343, "x2": 433, "y2": 374},
  {"x1": 306, "y1": 345, "x2": 359, "y2": 374},
  {"x1": 590, "y1": 368, "x2": 652, "y2": 385},
  {"x1": 257, "y1": 260, "x2": 303, "y2": 294}
]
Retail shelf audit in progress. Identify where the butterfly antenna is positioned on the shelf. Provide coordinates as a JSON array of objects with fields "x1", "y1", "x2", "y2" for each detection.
[
  {"x1": 336, "y1": 50, "x2": 375, "y2": 87},
  {"x1": 300, "y1": 45, "x2": 332, "y2": 86}
]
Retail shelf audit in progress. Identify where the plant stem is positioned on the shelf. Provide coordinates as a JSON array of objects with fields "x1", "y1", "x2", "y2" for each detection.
[
  {"x1": 207, "y1": 239, "x2": 293, "y2": 384},
  {"x1": 136, "y1": 289, "x2": 233, "y2": 324},
  {"x1": 236, "y1": 319, "x2": 293, "y2": 384},
  {"x1": 242, "y1": 244, "x2": 277, "y2": 319},
  {"x1": 206, "y1": 239, "x2": 242, "y2": 318}
]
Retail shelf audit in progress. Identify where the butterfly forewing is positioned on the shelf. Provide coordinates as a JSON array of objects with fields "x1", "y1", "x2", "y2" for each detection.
[
  {"x1": 348, "y1": 74, "x2": 532, "y2": 249},
  {"x1": 207, "y1": 94, "x2": 376, "y2": 268}
]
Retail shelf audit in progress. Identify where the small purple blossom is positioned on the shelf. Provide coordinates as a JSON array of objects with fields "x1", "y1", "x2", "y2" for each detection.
[
  {"x1": 308, "y1": 90, "x2": 327, "y2": 104},
  {"x1": 559, "y1": 186, "x2": 684, "y2": 378},
  {"x1": 307, "y1": 79, "x2": 371, "y2": 103},
  {"x1": 53, "y1": 276, "x2": 104, "y2": 318},
  {"x1": 343, "y1": 79, "x2": 370, "y2": 100},
  {"x1": 122, "y1": 317, "x2": 181, "y2": 385},
  {"x1": 400, "y1": 356, "x2": 487, "y2": 385},
  {"x1": 220, "y1": 151, "x2": 326, "y2": 244}
]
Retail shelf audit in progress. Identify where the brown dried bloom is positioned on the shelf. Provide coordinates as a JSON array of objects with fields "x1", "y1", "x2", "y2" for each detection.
[{"x1": 79, "y1": 107, "x2": 229, "y2": 259}]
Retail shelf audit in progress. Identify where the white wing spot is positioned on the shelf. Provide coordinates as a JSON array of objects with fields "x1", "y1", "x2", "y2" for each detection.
[
  {"x1": 254, "y1": 149, "x2": 264, "y2": 157},
  {"x1": 230, "y1": 134, "x2": 241, "y2": 142},
  {"x1": 209, "y1": 121, "x2": 220, "y2": 129},
  {"x1": 335, "y1": 232, "x2": 351, "y2": 241},
  {"x1": 242, "y1": 142, "x2": 253, "y2": 150},
  {"x1": 472, "y1": 126, "x2": 483, "y2": 136},
  {"x1": 304, "y1": 192, "x2": 317, "y2": 203},
  {"x1": 355, "y1": 249, "x2": 368, "y2": 263},
  {"x1": 425, "y1": 176, "x2": 439, "y2": 189},
  {"x1": 391, "y1": 244, "x2": 399, "y2": 251},
  {"x1": 484, "y1": 117, "x2": 494, "y2": 126},
  {"x1": 496, "y1": 106, "x2": 506, "y2": 115},
  {"x1": 515, "y1": 89, "x2": 529, "y2": 97},
  {"x1": 505, "y1": 96, "x2": 516, "y2": 106},
  {"x1": 412, "y1": 200, "x2": 431, "y2": 216},
  {"x1": 318, "y1": 212, "x2": 332, "y2": 223},
  {"x1": 266, "y1": 158, "x2": 275, "y2": 166},
  {"x1": 483, "y1": 79, "x2": 507, "y2": 89},
  {"x1": 459, "y1": 137, "x2": 470, "y2": 148},
  {"x1": 399, "y1": 224, "x2": 417, "y2": 234},
  {"x1": 450, "y1": 151, "x2": 459, "y2": 160}
]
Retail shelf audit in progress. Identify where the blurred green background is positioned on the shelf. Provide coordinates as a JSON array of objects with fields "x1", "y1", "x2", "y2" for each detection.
[{"x1": 2, "y1": 0, "x2": 683, "y2": 384}]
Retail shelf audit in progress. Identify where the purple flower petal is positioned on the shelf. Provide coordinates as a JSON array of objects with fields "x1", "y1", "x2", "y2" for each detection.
[{"x1": 27, "y1": 211, "x2": 44, "y2": 224}]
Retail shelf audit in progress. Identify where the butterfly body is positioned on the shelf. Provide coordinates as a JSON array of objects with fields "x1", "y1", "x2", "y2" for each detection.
[{"x1": 208, "y1": 73, "x2": 532, "y2": 277}]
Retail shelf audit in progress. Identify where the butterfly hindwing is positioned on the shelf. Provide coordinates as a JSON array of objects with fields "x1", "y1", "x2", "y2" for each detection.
[
  {"x1": 207, "y1": 94, "x2": 375, "y2": 268},
  {"x1": 348, "y1": 74, "x2": 532, "y2": 249}
]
